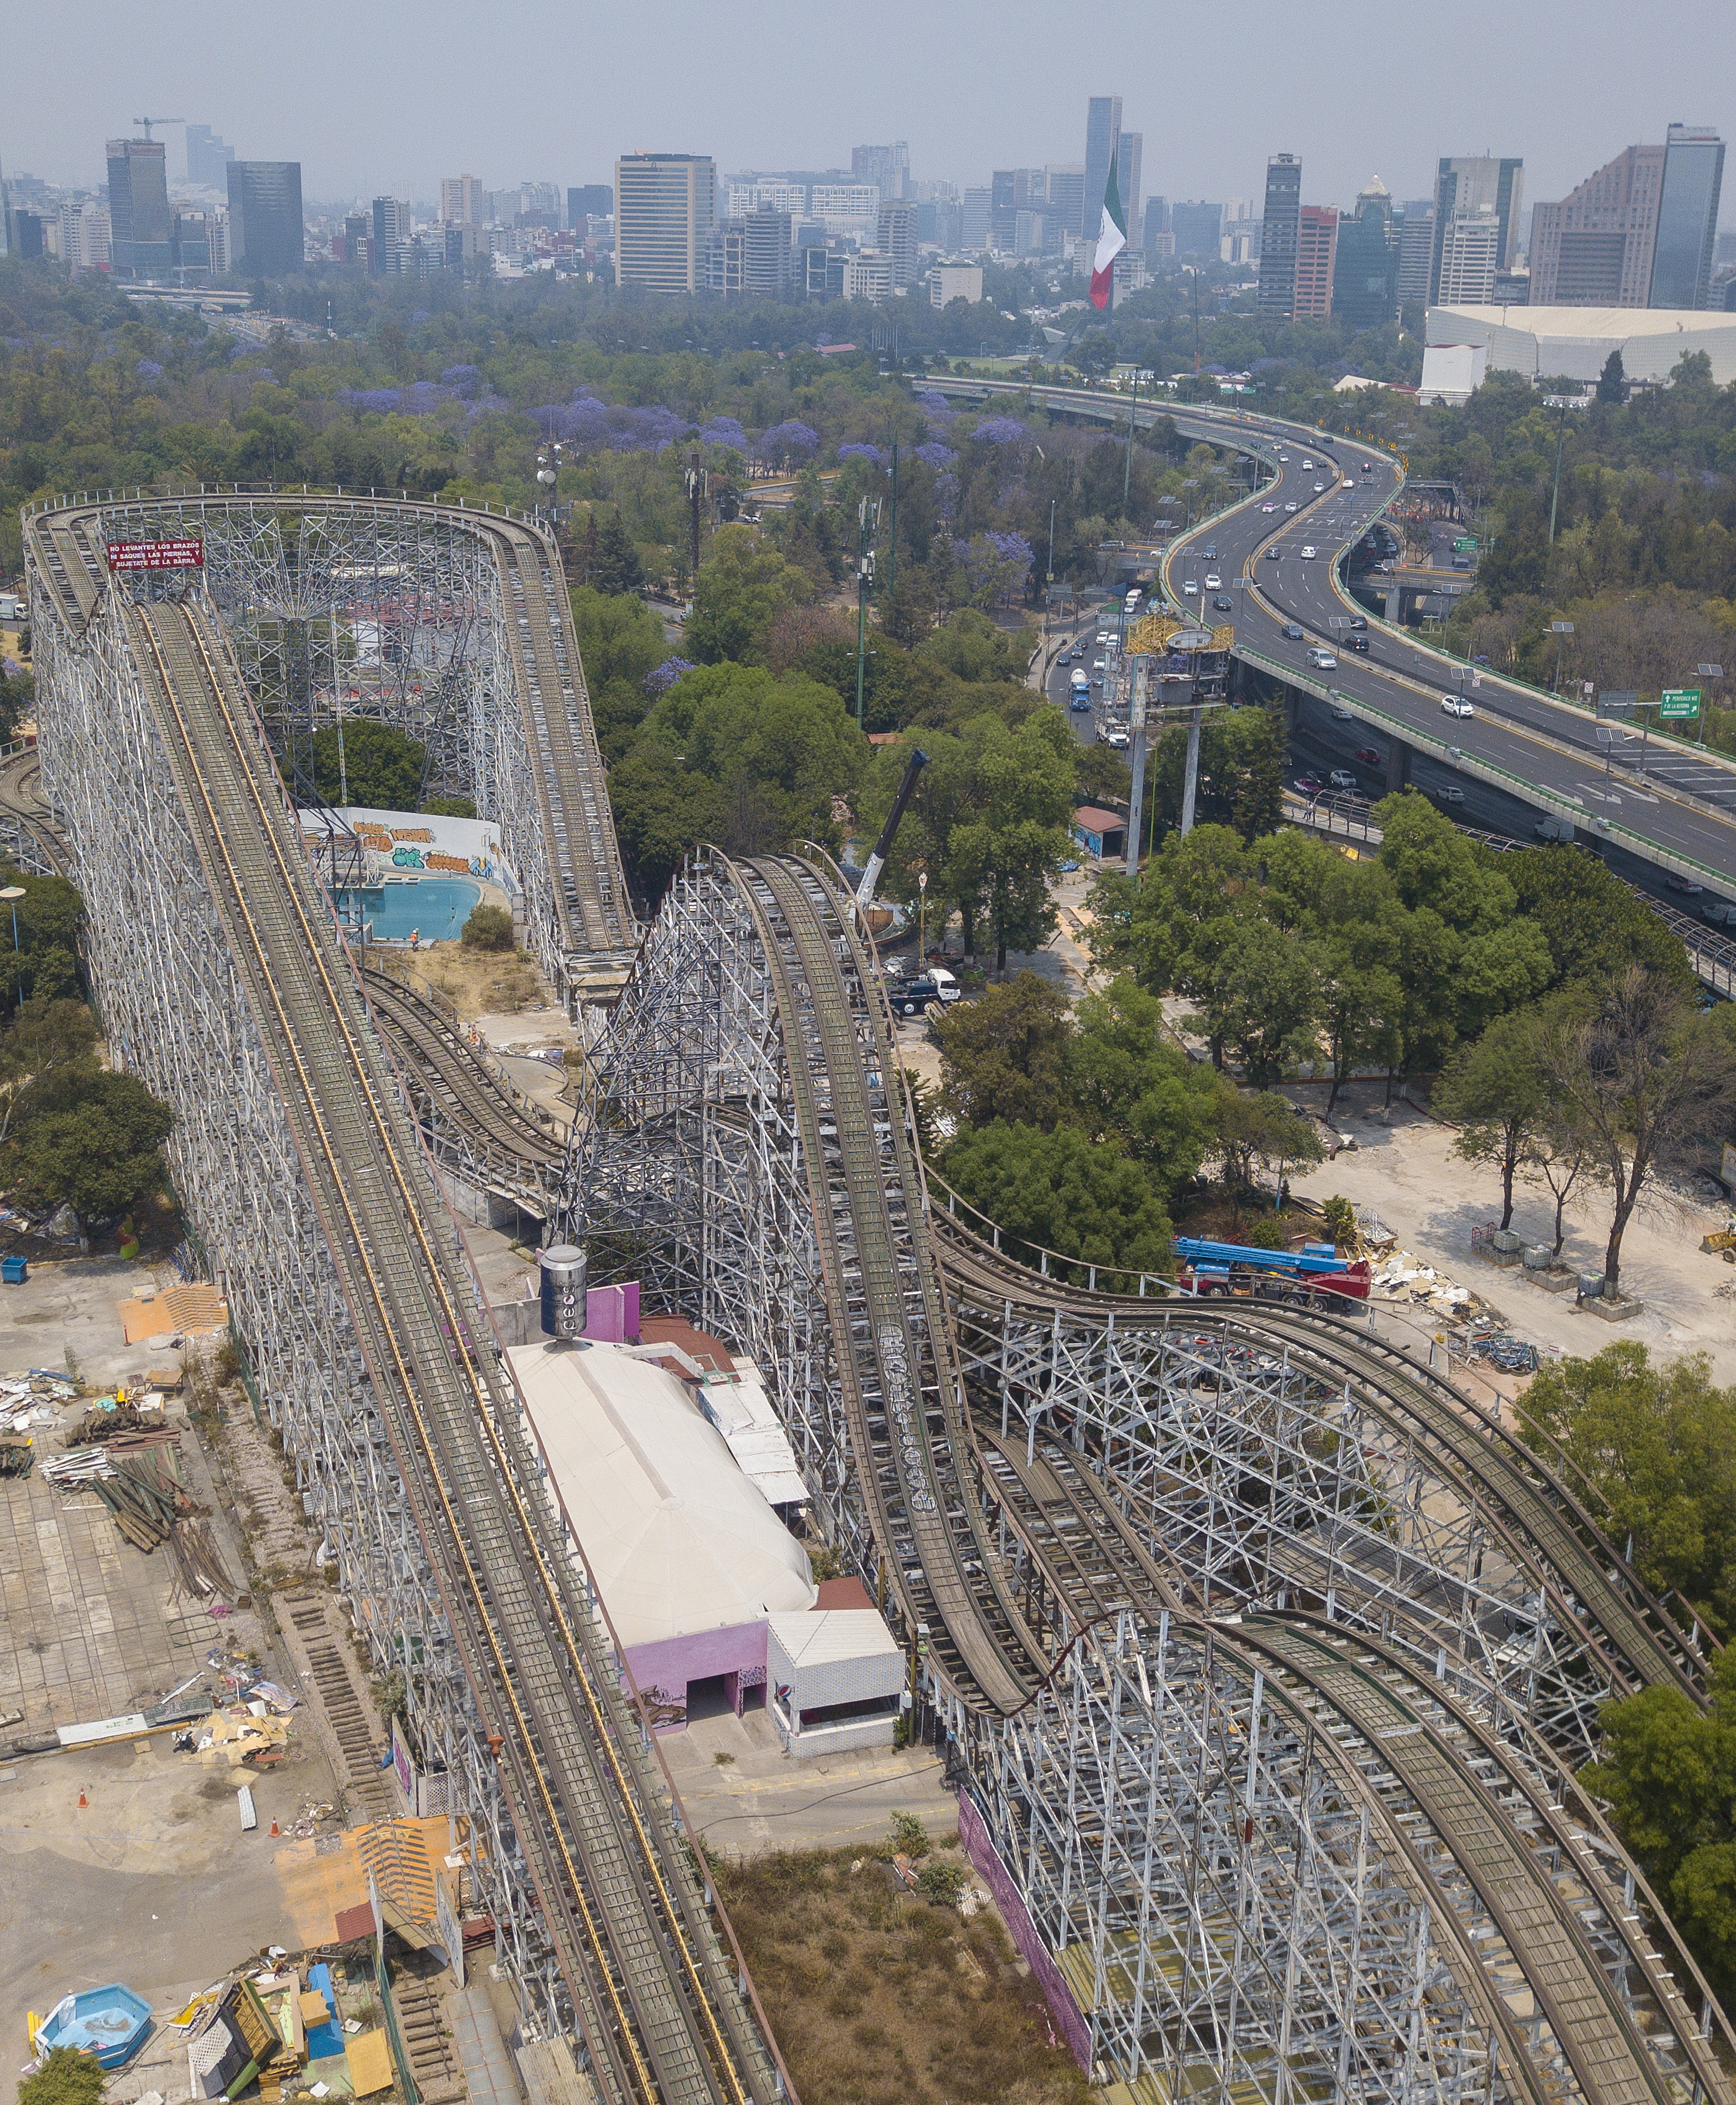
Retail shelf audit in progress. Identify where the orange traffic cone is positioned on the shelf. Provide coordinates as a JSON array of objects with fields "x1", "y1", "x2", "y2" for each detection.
[
  {"x1": 269, "y1": 1819, "x2": 279, "y2": 1837},
  {"x1": 77, "y1": 1790, "x2": 87, "y2": 1808}
]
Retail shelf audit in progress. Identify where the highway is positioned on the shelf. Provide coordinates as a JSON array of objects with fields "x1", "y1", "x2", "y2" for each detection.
[{"x1": 930, "y1": 376, "x2": 1736, "y2": 895}]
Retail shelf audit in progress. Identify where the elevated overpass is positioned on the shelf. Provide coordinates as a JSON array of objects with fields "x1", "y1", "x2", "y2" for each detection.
[{"x1": 923, "y1": 376, "x2": 1736, "y2": 892}]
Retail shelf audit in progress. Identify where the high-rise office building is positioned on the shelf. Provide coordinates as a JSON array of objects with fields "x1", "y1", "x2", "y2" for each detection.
[
  {"x1": 1331, "y1": 179, "x2": 1398, "y2": 328},
  {"x1": 990, "y1": 169, "x2": 1041, "y2": 252},
  {"x1": 106, "y1": 137, "x2": 171, "y2": 278},
  {"x1": 1115, "y1": 133, "x2": 1142, "y2": 250},
  {"x1": 614, "y1": 153, "x2": 716, "y2": 294},
  {"x1": 1435, "y1": 208, "x2": 1504, "y2": 305},
  {"x1": 703, "y1": 205, "x2": 792, "y2": 296},
  {"x1": 440, "y1": 175, "x2": 484, "y2": 225},
  {"x1": 877, "y1": 203, "x2": 918, "y2": 288},
  {"x1": 1528, "y1": 126, "x2": 1724, "y2": 310},
  {"x1": 1395, "y1": 201, "x2": 1434, "y2": 309},
  {"x1": 1528, "y1": 144, "x2": 1667, "y2": 306},
  {"x1": 184, "y1": 125, "x2": 235, "y2": 191},
  {"x1": 961, "y1": 187, "x2": 991, "y2": 253},
  {"x1": 227, "y1": 162, "x2": 303, "y2": 276},
  {"x1": 1294, "y1": 205, "x2": 1338, "y2": 318},
  {"x1": 1429, "y1": 157, "x2": 1522, "y2": 299},
  {"x1": 1650, "y1": 124, "x2": 1724, "y2": 309},
  {"x1": 1082, "y1": 95, "x2": 1122, "y2": 237},
  {"x1": 852, "y1": 142, "x2": 908, "y2": 202},
  {"x1": 567, "y1": 183, "x2": 612, "y2": 229},
  {"x1": 1045, "y1": 165, "x2": 1086, "y2": 241},
  {"x1": 56, "y1": 198, "x2": 112, "y2": 272},
  {"x1": 370, "y1": 196, "x2": 412, "y2": 277},
  {"x1": 1257, "y1": 155, "x2": 1301, "y2": 322},
  {"x1": 1171, "y1": 201, "x2": 1223, "y2": 259},
  {"x1": 1142, "y1": 195, "x2": 1169, "y2": 256}
]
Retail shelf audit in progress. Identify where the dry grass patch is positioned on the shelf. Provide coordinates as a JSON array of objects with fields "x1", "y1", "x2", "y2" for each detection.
[{"x1": 717, "y1": 1834, "x2": 1089, "y2": 2105}]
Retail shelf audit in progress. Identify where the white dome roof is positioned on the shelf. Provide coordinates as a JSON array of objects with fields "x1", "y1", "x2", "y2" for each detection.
[{"x1": 506, "y1": 1338, "x2": 815, "y2": 1648}]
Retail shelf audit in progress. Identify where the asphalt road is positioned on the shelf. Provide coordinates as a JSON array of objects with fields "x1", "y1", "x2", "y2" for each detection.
[{"x1": 928, "y1": 377, "x2": 1736, "y2": 894}]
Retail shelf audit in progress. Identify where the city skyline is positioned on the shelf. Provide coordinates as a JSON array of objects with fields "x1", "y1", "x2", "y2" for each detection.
[{"x1": 8, "y1": 0, "x2": 1735, "y2": 214}]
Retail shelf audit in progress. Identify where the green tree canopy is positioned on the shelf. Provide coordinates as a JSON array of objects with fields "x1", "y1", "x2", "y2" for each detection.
[
  {"x1": 940, "y1": 1120, "x2": 1175, "y2": 1282},
  {"x1": 933, "y1": 971, "x2": 1073, "y2": 1130},
  {"x1": 589, "y1": 508, "x2": 645, "y2": 596},
  {"x1": 307, "y1": 719, "x2": 425, "y2": 813},
  {"x1": 685, "y1": 522, "x2": 814, "y2": 665},
  {"x1": 1067, "y1": 976, "x2": 1221, "y2": 1187},
  {"x1": 2, "y1": 1066, "x2": 174, "y2": 1225}
]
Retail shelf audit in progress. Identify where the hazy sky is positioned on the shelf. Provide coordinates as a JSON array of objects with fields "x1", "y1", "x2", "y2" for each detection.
[{"x1": 12, "y1": 0, "x2": 1736, "y2": 216}]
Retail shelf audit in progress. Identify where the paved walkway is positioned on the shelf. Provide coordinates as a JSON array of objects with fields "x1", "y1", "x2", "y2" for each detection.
[{"x1": 453, "y1": 1980, "x2": 523, "y2": 2105}]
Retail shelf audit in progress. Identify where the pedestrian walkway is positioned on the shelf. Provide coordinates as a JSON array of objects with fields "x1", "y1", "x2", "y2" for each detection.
[{"x1": 453, "y1": 1981, "x2": 521, "y2": 2105}]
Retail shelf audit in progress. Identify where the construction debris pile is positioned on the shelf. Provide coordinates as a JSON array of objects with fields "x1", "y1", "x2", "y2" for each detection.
[
  {"x1": 177, "y1": 1953, "x2": 396, "y2": 2103},
  {"x1": 0, "y1": 1368, "x2": 76, "y2": 1476}
]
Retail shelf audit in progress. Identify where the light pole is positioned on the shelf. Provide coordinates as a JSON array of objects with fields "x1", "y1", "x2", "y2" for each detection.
[
  {"x1": 1550, "y1": 619, "x2": 1574, "y2": 694},
  {"x1": 0, "y1": 886, "x2": 23, "y2": 1014},
  {"x1": 1123, "y1": 367, "x2": 1139, "y2": 513},
  {"x1": 918, "y1": 869, "x2": 928, "y2": 961},
  {"x1": 1543, "y1": 395, "x2": 1575, "y2": 544},
  {"x1": 536, "y1": 440, "x2": 563, "y2": 528},
  {"x1": 855, "y1": 497, "x2": 880, "y2": 728}
]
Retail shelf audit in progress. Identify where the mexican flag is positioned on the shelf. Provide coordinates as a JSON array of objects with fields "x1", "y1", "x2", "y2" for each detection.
[{"x1": 1089, "y1": 158, "x2": 1127, "y2": 310}]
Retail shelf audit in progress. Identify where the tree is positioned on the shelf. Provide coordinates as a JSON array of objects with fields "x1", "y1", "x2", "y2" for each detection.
[
  {"x1": 2, "y1": 1067, "x2": 174, "y2": 1225},
  {"x1": 0, "y1": 997, "x2": 100, "y2": 1146},
  {"x1": 1067, "y1": 976, "x2": 1220, "y2": 1191},
  {"x1": 934, "y1": 971, "x2": 1073, "y2": 1131},
  {"x1": 1519, "y1": 1341, "x2": 1736, "y2": 1629},
  {"x1": 1311, "y1": 945, "x2": 1401, "y2": 1116},
  {"x1": 589, "y1": 508, "x2": 644, "y2": 596},
  {"x1": 19, "y1": 2049, "x2": 108, "y2": 2105},
  {"x1": 940, "y1": 711, "x2": 1076, "y2": 969},
  {"x1": 940, "y1": 1121, "x2": 1175, "y2": 1281},
  {"x1": 1435, "y1": 1007, "x2": 1552, "y2": 1230},
  {"x1": 1595, "y1": 348, "x2": 1626, "y2": 405},
  {"x1": 571, "y1": 584, "x2": 669, "y2": 759},
  {"x1": 308, "y1": 719, "x2": 425, "y2": 812},
  {"x1": 1535, "y1": 968, "x2": 1736, "y2": 1297},
  {"x1": 684, "y1": 523, "x2": 812, "y2": 665},
  {"x1": 1197, "y1": 920, "x2": 1319, "y2": 1086},
  {"x1": 1211, "y1": 1087, "x2": 1324, "y2": 1190},
  {"x1": 460, "y1": 904, "x2": 514, "y2": 951},
  {"x1": 1507, "y1": 846, "x2": 1694, "y2": 997},
  {"x1": 605, "y1": 750, "x2": 716, "y2": 907},
  {"x1": 0, "y1": 867, "x2": 84, "y2": 1004}
]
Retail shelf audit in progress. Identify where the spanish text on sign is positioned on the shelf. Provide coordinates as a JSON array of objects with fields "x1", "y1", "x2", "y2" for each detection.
[{"x1": 105, "y1": 539, "x2": 205, "y2": 573}]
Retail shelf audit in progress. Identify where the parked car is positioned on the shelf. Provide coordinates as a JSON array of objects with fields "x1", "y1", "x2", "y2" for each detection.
[{"x1": 1441, "y1": 695, "x2": 1474, "y2": 718}]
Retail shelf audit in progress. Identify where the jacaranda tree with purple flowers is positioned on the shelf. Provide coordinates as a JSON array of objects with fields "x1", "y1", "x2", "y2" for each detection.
[
  {"x1": 952, "y1": 531, "x2": 1033, "y2": 608},
  {"x1": 754, "y1": 420, "x2": 819, "y2": 474},
  {"x1": 644, "y1": 656, "x2": 695, "y2": 698}
]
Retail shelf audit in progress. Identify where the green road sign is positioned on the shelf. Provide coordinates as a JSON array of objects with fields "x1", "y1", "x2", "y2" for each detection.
[
  {"x1": 1452, "y1": 537, "x2": 1478, "y2": 553},
  {"x1": 1659, "y1": 687, "x2": 1702, "y2": 720}
]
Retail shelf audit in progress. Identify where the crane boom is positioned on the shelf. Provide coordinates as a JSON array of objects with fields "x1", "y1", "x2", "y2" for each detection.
[{"x1": 854, "y1": 747, "x2": 929, "y2": 911}]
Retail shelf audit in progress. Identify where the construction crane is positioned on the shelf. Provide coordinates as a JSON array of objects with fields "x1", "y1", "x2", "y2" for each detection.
[
  {"x1": 853, "y1": 747, "x2": 928, "y2": 911},
  {"x1": 131, "y1": 117, "x2": 185, "y2": 141}
]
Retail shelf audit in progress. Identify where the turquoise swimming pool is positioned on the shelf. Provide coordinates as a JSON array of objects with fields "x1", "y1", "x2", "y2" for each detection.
[{"x1": 338, "y1": 876, "x2": 480, "y2": 943}]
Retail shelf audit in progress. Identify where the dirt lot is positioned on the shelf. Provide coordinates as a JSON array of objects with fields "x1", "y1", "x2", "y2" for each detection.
[
  {"x1": 1289, "y1": 1085, "x2": 1736, "y2": 1382},
  {"x1": 717, "y1": 1830, "x2": 1088, "y2": 2105}
]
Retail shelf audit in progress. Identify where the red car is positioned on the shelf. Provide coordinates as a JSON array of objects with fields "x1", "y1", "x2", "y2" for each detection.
[{"x1": 1353, "y1": 746, "x2": 1381, "y2": 767}]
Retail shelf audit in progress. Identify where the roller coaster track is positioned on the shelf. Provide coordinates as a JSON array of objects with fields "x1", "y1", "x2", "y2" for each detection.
[
  {"x1": 726, "y1": 854, "x2": 1048, "y2": 1715},
  {"x1": 933, "y1": 1198, "x2": 1708, "y2": 1713},
  {"x1": 979, "y1": 1427, "x2": 1734, "y2": 2105},
  {"x1": 0, "y1": 747, "x2": 70, "y2": 875},
  {"x1": 26, "y1": 493, "x2": 636, "y2": 981},
  {"x1": 124, "y1": 594, "x2": 778, "y2": 2105}
]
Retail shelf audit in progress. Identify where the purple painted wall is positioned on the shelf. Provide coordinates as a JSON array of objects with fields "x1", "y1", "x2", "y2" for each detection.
[
  {"x1": 584, "y1": 1282, "x2": 640, "y2": 1343},
  {"x1": 957, "y1": 1790, "x2": 1092, "y2": 2072},
  {"x1": 623, "y1": 1621, "x2": 768, "y2": 1733}
]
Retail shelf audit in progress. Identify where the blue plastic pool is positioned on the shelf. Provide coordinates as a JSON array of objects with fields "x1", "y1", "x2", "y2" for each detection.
[
  {"x1": 36, "y1": 1983, "x2": 154, "y2": 2069},
  {"x1": 338, "y1": 876, "x2": 480, "y2": 943}
]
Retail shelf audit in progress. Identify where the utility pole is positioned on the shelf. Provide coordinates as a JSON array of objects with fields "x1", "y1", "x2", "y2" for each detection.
[
  {"x1": 1545, "y1": 394, "x2": 1572, "y2": 543},
  {"x1": 855, "y1": 497, "x2": 879, "y2": 727},
  {"x1": 684, "y1": 453, "x2": 705, "y2": 591},
  {"x1": 888, "y1": 438, "x2": 899, "y2": 603},
  {"x1": 1179, "y1": 682, "x2": 1203, "y2": 836},
  {"x1": 1125, "y1": 658, "x2": 1149, "y2": 878}
]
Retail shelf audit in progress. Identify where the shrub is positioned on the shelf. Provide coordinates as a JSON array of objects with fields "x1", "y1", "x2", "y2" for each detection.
[
  {"x1": 916, "y1": 1860, "x2": 966, "y2": 1908},
  {"x1": 1321, "y1": 1194, "x2": 1359, "y2": 1251},
  {"x1": 1242, "y1": 1218, "x2": 1287, "y2": 1250},
  {"x1": 20, "y1": 2049, "x2": 107, "y2": 2105},
  {"x1": 889, "y1": 1811, "x2": 929, "y2": 1858},
  {"x1": 460, "y1": 904, "x2": 514, "y2": 951}
]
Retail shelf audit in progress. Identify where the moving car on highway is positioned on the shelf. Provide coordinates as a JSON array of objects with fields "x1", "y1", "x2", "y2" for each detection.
[
  {"x1": 1308, "y1": 648, "x2": 1338, "y2": 669},
  {"x1": 1300, "y1": 545, "x2": 1317, "y2": 559},
  {"x1": 1441, "y1": 696, "x2": 1474, "y2": 718},
  {"x1": 1281, "y1": 623, "x2": 1304, "y2": 640}
]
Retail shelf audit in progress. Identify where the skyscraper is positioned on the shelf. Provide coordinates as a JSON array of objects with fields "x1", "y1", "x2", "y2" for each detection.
[
  {"x1": 1435, "y1": 209, "x2": 1504, "y2": 305},
  {"x1": 1115, "y1": 133, "x2": 1143, "y2": 250},
  {"x1": 227, "y1": 162, "x2": 304, "y2": 276},
  {"x1": 1294, "y1": 205, "x2": 1338, "y2": 319},
  {"x1": 961, "y1": 188, "x2": 991, "y2": 253},
  {"x1": 1171, "y1": 201, "x2": 1223, "y2": 259},
  {"x1": 614, "y1": 153, "x2": 716, "y2": 294},
  {"x1": 1082, "y1": 96, "x2": 1122, "y2": 238},
  {"x1": 877, "y1": 203, "x2": 917, "y2": 289},
  {"x1": 852, "y1": 143, "x2": 908, "y2": 202},
  {"x1": 440, "y1": 175, "x2": 484, "y2": 225},
  {"x1": 1045, "y1": 166, "x2": 1086, "y2": 242},
  {"x1": 106, "y1": 137, "x2": 171, "y2": 278},
  {"x1": 1257, "y1": 155, "x2": 1301, "y2": 323},
  {"x1": 1528, "y1": 144, "x2": 1667, "y2": 307},
  {"x1": 1395, "y1": 202, "x2": 1435, "y2": 309},
  {"x1": 1331, "y1": 179, "x2": 1398, "y2": 328},
  {"x1": 185, "y1": 125, "x2": 235, "y2": 190},
  {"x1": 567, "y1": 184, "x2": 612, "y2": 230},
  {"x1": 370, "y1": 196, "x2": 411, "y2": 277},
  {"x1": 1429, "y1": 157, "x2": 1522, "y2": 300},
  {"x1": 1650, "y1": 125, "x2": 1724, "y2": 309}
]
